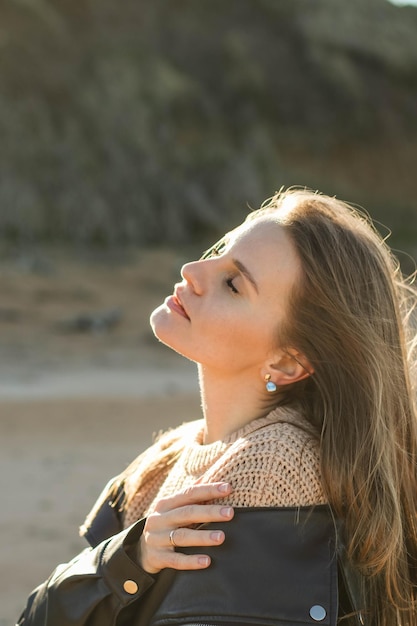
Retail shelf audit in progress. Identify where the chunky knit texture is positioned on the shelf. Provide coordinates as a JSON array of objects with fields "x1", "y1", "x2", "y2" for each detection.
[{"x1": 123, "y1": 406, "x2": 326, "y2": 528}]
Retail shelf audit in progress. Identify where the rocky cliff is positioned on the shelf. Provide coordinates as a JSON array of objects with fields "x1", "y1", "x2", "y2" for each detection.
[{"x1": 0, "y1": 0, "x2": 416, "y2": 257}]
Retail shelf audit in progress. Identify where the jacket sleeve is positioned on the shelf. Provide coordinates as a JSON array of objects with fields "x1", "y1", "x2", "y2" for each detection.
[{"x1": 17, "y1": 518, "x2": 155, "y2": 626}]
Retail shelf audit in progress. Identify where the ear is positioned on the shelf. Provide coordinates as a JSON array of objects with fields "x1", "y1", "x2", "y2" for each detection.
[{"x1": 263, "y1": 349, "x2": 314, "y2": 387}]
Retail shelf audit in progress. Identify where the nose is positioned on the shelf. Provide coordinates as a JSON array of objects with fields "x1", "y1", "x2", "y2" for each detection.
[{"x1": 181, "y1": 260, "x2": 204, "y2": 295}]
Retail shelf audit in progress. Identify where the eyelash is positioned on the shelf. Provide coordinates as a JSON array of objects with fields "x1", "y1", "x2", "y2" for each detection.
[
  {"x1": 202, "y1": 238, "x2": 227, "y2": 260},
  {"x1": 226, "y1": 276, "x2": 239, "y2": 294}
]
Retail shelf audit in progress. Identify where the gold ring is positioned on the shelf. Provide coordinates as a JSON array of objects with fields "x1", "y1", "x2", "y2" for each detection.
[{"x1": 169, "y1": 529, "x2": 179, "y2": 548}]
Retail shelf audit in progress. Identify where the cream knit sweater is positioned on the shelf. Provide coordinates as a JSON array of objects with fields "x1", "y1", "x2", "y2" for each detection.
[{"x1": 123, "y1": 406, "x2": 326, "y2": 528}]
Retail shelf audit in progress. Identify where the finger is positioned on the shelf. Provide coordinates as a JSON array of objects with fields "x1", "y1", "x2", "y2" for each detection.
[
  {"x1": 168, "y1": 527, "x2": 226, "y2": 548},
  {"x1": 154, "y1": 482, "x2": 233, "y2": 513},
  {"x1": 136, "y1": 530, "x2": 213, "y2": 574},
  {"x1": 167, "y1": 552, "x2": 212, "y2": 571},
  {"x1": 149, "y1": 504, "x2": 234, "y2": 534},
  {"x1": 147, "y1": 550, "x2": 213, "y2": 573}
]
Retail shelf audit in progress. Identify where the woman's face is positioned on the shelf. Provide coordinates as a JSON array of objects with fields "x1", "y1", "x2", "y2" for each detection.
[{"x1": 150, "y1": 216, "x2": 301, "y2": 377}]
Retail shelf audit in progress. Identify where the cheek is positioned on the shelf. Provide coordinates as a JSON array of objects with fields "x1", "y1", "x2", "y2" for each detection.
[
  {"x1": 198, "y1": 304, "x2": 244, "y2": 339},
  {"x1": 200, "y1": 310, "x2": 270, "y2": 360}
]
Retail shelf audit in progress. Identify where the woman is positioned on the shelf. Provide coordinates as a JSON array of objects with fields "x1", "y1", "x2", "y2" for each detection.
[{"x1": 18, "y1": 189, "x2": 417, "y2": 625}]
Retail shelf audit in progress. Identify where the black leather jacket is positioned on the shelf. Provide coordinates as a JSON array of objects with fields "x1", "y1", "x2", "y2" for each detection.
[{"x1": 17, "y1": 488, "x2": 363, "y2": 626}]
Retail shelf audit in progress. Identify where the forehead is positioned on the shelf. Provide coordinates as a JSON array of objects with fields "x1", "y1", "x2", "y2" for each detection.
[
  {"x1": 230, "y1": 215, "x2": 292, "y2": 254},
  {"x1": 229, "y1": 216, "x2": 301, "y2": 291}
]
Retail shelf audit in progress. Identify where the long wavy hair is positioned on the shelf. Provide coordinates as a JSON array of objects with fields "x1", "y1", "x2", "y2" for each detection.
[
  {"x1": 253, "y1": 189, "x2": 417, "y2": 625},
  {"x1": 113, "y1": 188, "x2": 417, "y2": 624}
]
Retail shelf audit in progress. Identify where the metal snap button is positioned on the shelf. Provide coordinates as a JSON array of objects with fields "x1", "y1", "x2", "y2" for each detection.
[
  {"x1": 309, "y1": 604, "x2": 327, "y2": 621},
  {"x1": 123, "y1": 579, "x2": 138, "y2": 594}
]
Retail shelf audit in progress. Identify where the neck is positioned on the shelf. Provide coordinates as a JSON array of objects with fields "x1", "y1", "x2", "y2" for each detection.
[{"x1": 197, "y1": 364, "x2": 274, "y2": 444}]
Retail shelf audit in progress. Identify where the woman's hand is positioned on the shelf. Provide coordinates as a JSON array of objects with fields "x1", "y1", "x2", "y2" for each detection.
[{"x1": 138, "y1": 482, "x2": 234, "y2": 574}]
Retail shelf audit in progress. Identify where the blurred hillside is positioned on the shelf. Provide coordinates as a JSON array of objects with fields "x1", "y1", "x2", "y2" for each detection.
[{"x1": 0, "y1": 0, "x2": 416, "y2": 261}]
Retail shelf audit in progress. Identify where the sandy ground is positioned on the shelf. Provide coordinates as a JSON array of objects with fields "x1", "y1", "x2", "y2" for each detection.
[{"x1": 0, "y1": 247, "x2": 202, "y2": 625}]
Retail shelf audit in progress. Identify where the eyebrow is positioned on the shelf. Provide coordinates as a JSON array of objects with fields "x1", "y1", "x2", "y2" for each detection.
[{"x1": 232, "y1": 258, "x2": 259, "y2": 293}]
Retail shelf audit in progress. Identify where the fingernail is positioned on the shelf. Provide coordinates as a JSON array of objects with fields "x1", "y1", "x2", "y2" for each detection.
[
  {"x1": 210, "y1": 531, "x2": 223, "y2": 542},
  {"x1": 218, "y1": 483, "x2": 231, "y2": 493},
  {"x1": 198, "y1": 556, "x2": 210, "y2": 567},
  {"x1": 220, "y1": 507, "x2": 233, "y2": 518}
]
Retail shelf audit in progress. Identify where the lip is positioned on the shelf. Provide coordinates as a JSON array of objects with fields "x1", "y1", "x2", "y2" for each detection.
[{"x1": 165, "y1": 292, "x2": 190, "y2": 320}]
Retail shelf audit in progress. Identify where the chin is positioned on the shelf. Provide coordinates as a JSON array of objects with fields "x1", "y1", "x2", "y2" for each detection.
[
  {"x1": 149, "y1": 305, "x2": 197, "y2": 363},
  {"x1": 149, "y1": 304, "x2": 169, "y2": 342},
  {"x1": 149, "y1": 305, "x2": 188, "y2": 357},
  {"x1": 149, "y1": 303, "x2": 162, "y2": 331}
]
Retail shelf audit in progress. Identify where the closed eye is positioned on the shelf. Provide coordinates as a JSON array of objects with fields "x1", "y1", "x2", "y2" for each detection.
[{"x1": 226, "y1": 277, "x2": 239, "y2": 294}]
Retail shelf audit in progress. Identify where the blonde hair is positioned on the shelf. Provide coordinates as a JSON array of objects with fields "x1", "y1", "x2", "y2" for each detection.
[{"x1": 253, "y1": 189, "x2": 417, "y2": 625}]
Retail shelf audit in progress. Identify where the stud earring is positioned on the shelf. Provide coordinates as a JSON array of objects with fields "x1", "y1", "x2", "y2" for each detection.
[{"x1": 264, "y1": 374, "x2": 277, "y2": 393}]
